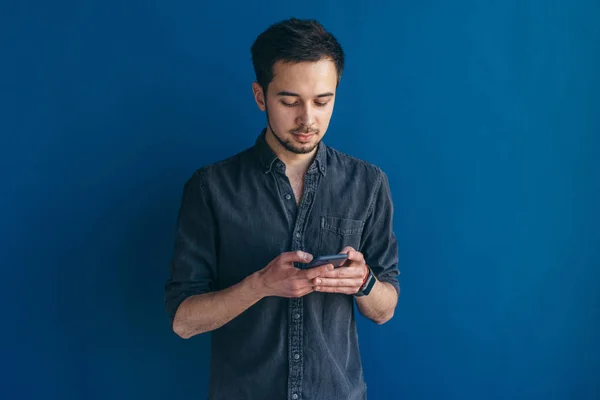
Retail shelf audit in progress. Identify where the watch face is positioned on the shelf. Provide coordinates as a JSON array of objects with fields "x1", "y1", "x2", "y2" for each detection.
[{"x1": 361, "y1": 273, "x2": 376, "y2": 296}]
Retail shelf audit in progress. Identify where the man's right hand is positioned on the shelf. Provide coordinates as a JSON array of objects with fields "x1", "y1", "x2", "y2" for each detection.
[{"x1": 255, "y1": 250, "x2": 334, "y2": 298}]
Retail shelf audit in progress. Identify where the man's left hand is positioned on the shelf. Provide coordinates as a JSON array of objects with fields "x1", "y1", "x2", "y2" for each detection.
[{"x1": 312, "y1": 246, "x2": 368, "y2": 295}]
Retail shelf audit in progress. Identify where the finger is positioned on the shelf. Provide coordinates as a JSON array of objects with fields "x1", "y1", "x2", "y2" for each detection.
[
  {"x1": 292, "y1": 279, "x2": 317, "y2": 291},
  {"x1": 318, "y1": 266, "x2": 365, "y2": 279},
  {"x1": 345, "y1": 249, "x2": 365, "y2": 263},
  {"x1": 312, "y1": 277, "x2": 364, "y2": 288},
  {"x1": 282, "y1": 250, "x2": 313, "y2": 264},
  {"x1": 314, "y1": 285, "x2": 359, "y2": 295},
  {"x1": 293, "y1": 285, "x2": 315, "y2": 298},
  {"x1": 338, "y1": 247, "x2": 366, "y2": 267},
  {"x1": 302, "y1": 263, "x2": 334, "y2": 280},
  {"x1": 337, "y1": 246, "x2": 354, "y2": 267},
  {"x1": 338, "y1": 258, "x2": 352, "y2": 268}
]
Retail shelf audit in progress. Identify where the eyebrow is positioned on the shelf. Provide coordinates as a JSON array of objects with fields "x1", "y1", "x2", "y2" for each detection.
[{"x1": 277, "y1": 91, "x2": 334, "y2": 98}]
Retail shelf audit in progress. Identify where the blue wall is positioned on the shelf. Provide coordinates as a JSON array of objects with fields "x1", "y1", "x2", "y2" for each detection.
[{"x1": 2, "y1": 1, "x2": 599, "y2": 399}]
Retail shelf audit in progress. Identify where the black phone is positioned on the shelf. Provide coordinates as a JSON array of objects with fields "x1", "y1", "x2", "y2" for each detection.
[{"x1": 305, "y1": 253, "x2": 348, "y2": 269}]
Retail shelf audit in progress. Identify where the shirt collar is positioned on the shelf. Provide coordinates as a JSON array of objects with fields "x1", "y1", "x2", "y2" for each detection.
[{"x1": 254, "y1": 129, "x2": 327, "y2": 176}]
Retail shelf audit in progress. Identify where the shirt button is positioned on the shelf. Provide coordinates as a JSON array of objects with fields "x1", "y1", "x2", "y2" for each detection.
[
  {"x1": 293, "y1": 313, "x2": 300, "y2": 320},
  {"x1": 294, "y1": 353, "x2": 300, "y2": 360},
  {"x1": 292, "y1": 394, "x2": 298, "y2": 399},
  {"x1": 277, "y1": 162, "x2": 284, "y2": 169},
  {"x1": 285, "y1": 193, "x2": 292, "y2": 200},
  {"x1": 295, "y1": 232, "x2": 301, "y2": 239}
]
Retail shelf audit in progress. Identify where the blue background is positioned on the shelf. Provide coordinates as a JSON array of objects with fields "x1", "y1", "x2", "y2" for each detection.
[{"x1": 1, "y1": 1, "x2": 599, "y2": 399}]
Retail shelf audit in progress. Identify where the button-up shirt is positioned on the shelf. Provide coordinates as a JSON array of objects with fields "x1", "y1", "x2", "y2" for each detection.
[{"x1": 165, "y1": 130, "x2": 400, "y2": 400}]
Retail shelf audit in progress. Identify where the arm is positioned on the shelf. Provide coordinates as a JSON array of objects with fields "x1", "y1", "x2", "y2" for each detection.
[
  {"x1": 356, "y1": 170, "x2": 400, "y2": 323},
  {"x1": 165, "y1": 170, "x2": 219, "y2": 333},
  {"x1": 172, "y1": 273, "x2": 263, "y2": 339},
  {"x1": 313, "y1": 248, "x2": 398, "y2": 324},
  {"x1": 354, "y1": 275, "x2": 398, "y2": 325},
  {"x1": 172, "y1": 251, "x2": 333, "y2": 338},
  {"x1": 165, "y1": 171, "x2": 332, "y2": 339},
  {"x1": 312, "y1": 170, "x2": 400, "y2": 324}
]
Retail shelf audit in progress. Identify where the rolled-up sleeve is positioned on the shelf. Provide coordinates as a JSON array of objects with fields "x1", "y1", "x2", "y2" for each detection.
[
  {"x1": 360, "y1": 169, "x2": 400, "y2": 295},
  {"x1": 164, "y1": 170, "x2": 217, "y2": 325}
]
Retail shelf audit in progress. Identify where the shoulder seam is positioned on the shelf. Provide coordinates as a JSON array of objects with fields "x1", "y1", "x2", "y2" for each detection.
[
  {"x1": 327, "y1": 146, "x2": 381, "y2": 172},
  {"x1": 193, "y1": 146, "x2": 255, "y2": 176},
  {"x1": 366, "y1": 168, "x2": 384, "y2": 220}
]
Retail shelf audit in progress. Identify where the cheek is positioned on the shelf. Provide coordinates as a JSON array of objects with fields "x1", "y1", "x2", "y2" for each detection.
[
  {"x1": 316, "y1": 108, "x2": 334, "y2": 123},
  {"x1": 269, "y1": 105, "x2": 298, "y2": 123}
]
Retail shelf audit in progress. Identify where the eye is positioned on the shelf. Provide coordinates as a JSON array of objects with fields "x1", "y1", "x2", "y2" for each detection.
[
  {"x1": 315, "y1": 102, "x2": 329, "y2": 107},
  {"x1": 281, "y1": 101, "x2": 299, "y2": 107}
]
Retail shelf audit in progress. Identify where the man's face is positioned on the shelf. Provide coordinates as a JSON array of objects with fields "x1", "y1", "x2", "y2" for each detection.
[{"x1": 253, "y1": 58, "x2": 338, "y2": 155}]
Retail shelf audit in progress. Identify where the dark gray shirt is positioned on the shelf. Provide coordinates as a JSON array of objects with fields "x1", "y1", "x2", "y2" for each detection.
[{"x1": 165, "y1": 131, "x2": 400, "y2": 400}]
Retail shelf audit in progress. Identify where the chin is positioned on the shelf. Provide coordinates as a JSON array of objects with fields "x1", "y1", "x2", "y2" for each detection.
[
  {"x1": 288, "y1": 134, "x2": 320, "y2": 153},
  {"x1": 268, "y1": 124, "x2": 322, "y2": 155}
]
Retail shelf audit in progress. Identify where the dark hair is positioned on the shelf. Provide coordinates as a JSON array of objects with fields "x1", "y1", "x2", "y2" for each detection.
[{"x1": 251, "y1": 18, "x2": 345, "y2": 92}]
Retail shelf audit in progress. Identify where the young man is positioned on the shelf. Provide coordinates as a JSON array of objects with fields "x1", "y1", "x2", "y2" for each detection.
[{"x1": 165, "y1": 18, "x2": 400, "y2": 400}]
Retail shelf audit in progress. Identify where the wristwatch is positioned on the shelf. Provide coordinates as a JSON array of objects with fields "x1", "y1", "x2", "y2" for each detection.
[{"x1": 354, "y1": 266, "x2": 376, "y2": 297}]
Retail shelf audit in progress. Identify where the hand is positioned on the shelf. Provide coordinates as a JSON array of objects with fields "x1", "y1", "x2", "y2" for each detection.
[
  {"x1": 311, "y1": 247, "x2": 368, "y2": 295},
  {"x1": 256, "y1": 250, "x2": 334, "y2": 298}
]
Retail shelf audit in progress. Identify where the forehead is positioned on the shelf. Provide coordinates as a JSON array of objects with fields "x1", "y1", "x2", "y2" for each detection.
[{"x1": 269, "y1": 59, "x2": 338, "y2": 96}]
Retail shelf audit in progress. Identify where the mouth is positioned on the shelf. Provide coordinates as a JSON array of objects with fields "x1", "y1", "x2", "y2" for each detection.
[{"x1": 292, "y1": 132, "x2": 316, "y2": 143}]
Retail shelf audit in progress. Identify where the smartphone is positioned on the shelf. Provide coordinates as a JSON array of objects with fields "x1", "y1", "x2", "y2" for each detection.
[{"x1": 305, "y1": 254, "x2": 348, "y2": 269}]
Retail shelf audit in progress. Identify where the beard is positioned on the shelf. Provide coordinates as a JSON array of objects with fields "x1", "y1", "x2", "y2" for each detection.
[{"x1": 266, "y1": 104, "x2": 320, "y2": 155}]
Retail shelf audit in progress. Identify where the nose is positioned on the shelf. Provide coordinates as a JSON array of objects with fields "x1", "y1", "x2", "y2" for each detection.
[{"x1": 296, "y1": 104, "x2": 316, "y2": 129}]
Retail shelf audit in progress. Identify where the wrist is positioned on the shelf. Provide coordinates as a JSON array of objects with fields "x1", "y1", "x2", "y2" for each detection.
[
  {"x1": 355, "y1": 265, "x2": 376, "y2": 297},
  {"x1": 247, "y1": 270, "x2": 269, "y2": 300},
  {"x1": 360, "y1": 266, "x2": 370, "y2": 286}
]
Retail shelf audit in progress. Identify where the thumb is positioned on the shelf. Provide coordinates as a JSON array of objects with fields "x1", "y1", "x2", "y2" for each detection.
[
  {"x1": 285, "y1": 250, "x2": 313, "y2": 264},
  {"x1": 339, "y1": 246, "x2": 355, "y2": 255}
]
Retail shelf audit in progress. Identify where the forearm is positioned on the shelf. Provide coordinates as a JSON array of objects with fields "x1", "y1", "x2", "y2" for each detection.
[
  {"x1": 173, "y1": 273, "x2": 264, "y2": 339},
  {"x1": 355, "y1": 279, "x2": 398, "y2": 324}
]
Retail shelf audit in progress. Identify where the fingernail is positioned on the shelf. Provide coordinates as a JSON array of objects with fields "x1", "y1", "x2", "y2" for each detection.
[
  {"x1": 327, "y1": 264, "x2": 334, "y2": 270},
  {"x1": 316, "y1": 279, "x2": 322, "y2": 284}
]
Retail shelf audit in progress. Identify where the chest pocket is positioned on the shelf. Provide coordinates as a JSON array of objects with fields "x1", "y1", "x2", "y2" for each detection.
[{"x1": 318, "y1": 216, "x2": 365, "y2": 255}]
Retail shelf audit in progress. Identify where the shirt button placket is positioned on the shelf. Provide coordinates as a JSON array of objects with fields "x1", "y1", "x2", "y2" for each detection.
[
  {"x1": 289, "y1": 237, "x2": 303, "y2": 399},
  {"x1": 289, "y1": 296, "x2": 302, "y2": 399},
  {"x1": 287, "y1": 174, "x2": 319, "y2": 400}
]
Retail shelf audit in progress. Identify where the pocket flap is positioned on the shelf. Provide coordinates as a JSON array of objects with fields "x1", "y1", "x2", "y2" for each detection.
[{"x1": 321, "y1": 216, "x2": 364, "y2": 236}]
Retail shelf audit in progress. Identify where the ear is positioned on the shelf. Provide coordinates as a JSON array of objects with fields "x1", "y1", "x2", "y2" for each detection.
[{"x1": 252, "y1": 82, "x2": 266, "y2": 111}]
